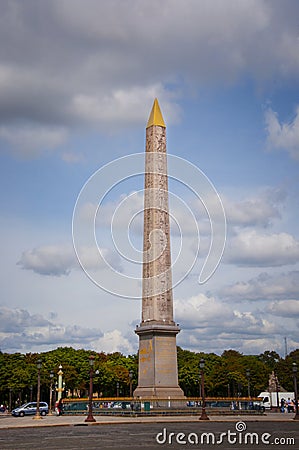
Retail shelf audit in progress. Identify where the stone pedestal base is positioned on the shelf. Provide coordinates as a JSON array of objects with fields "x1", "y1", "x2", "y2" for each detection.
[
  {"x1": 134, "y1": 322, "x2": 185, "y2": 399},
  {"x1": 133, "y1": 386, "x2": 185, "y2": 399}
]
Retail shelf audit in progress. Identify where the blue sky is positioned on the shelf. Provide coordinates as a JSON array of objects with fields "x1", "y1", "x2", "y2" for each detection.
[{"x1": 0, "y1": 0, "x2": 299, "y2": 356}]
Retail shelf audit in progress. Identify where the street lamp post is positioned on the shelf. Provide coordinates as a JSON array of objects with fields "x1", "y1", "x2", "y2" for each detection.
[
  {"x1": 129, "y1": 370, "x2": 133, "y2": 397},
  {"x1": 195, "y1": 378, "x2": 201, "y2": 399},
  {"x1": 85, "y1": 355, "x2": 96, "y2": 423},
  {"x1": 274, "y1": 372, "x2": 280, "y2": 412},
  {"x1": 116, "y1": 382, "x2": 120, "y2": 397},
  {"x1": 53, "y1": 382, "x2": 57, "y2": 406},
  {"x1": 199, "y1": 359, "x2": 209, "y2": 421},
  {"x1": 29, "y1": 385, "x2": 33, "y2": 402},
  {"x1": 49, "y1": 371, "x2": 54, "y2": 415},
  {"x1": 94, "y1": 369, "x2": 99, "y2": 397},
  {"x1": 8, "y1": 388, "x2": 12, "y2": 412},
  {"x1": 246, "y1": 369, "x2": 251, "y2": 398},
  {"x1": 292, "y1": 363, "x2": 299, "y2": 421},
  {"x1": 33, "y1": 359, "x2": 42, "y2": 420},
  {"x1": 197, "y1": 376, "x2": 202, "y2": 398},
  {"x1": 57, "y1": 365, "x2": 64, "y2": 402}
]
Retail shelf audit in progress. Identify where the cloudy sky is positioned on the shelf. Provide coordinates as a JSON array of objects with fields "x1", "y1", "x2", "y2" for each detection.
[{"x1": 1, "y1": 0, "x2": 299, "y2": 357}]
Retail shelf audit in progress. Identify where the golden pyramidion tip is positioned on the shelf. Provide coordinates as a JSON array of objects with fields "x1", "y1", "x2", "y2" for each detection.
[{"x1": 146, "y1": 98, "x2": 166, "y2": 128}]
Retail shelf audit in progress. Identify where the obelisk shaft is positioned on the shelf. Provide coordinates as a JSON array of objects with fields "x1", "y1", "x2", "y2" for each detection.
[{"x1": 142, "y1": 120, "x2": 174, "y2": 324}]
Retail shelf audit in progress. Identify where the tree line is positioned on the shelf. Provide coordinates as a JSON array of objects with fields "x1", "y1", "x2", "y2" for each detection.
[{"x1": 0, "y1": 346, "x2": 298, "y2": 407}]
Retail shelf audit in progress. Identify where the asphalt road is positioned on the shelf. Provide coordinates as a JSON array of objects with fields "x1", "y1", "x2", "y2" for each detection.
[{"x1": 0, "y1": 421, "x2": 298, "y2": 449}]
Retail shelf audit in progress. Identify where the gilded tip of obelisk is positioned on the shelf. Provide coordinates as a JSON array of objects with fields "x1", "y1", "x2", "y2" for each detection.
[{"x1": 146, "y1": 98, "x2": 166, "y2": 128}]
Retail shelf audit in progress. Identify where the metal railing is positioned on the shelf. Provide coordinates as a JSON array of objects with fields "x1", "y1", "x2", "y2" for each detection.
[{"x1": 61, "y1": 396, "x2": 264, "y2": 416}]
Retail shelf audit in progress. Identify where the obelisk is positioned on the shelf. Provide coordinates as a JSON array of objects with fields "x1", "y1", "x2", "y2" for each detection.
[{"x1": 134, "y1": 99, "x2": 184, "y2": 398}]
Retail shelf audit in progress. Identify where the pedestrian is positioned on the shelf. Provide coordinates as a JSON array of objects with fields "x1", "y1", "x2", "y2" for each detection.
[{"x1": 55, "y1": 398, "x2": 62, "y2": 416}]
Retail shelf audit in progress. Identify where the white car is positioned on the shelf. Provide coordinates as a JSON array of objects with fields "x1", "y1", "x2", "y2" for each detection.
[{"x1": 11, "y1": 402, "x2": 49, "y2": 417}]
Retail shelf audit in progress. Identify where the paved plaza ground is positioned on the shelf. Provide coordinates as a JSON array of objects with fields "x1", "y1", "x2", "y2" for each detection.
[
  {"x1": 0, "y1": 411, "x2": 297, "y2": 428},
  {"x1": 0, "y1": 412, "x2": 298, "y2": 449}
]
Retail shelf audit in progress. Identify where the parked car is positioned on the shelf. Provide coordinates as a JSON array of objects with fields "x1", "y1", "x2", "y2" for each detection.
[
  {"x1": 209, "y1": 401, "x2": 231, "y2": 408},
  {"x1": 11, "y1": 402, "x2": 49, "y2": 417},
  {"x1": 110, "y1": 401, "x2": 131, "y2": 409}
]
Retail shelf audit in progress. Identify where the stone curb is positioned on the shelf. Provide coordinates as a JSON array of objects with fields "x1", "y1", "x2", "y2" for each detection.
[{"x1": 0, "y1": 413, "x2": 296, "y2": 430}]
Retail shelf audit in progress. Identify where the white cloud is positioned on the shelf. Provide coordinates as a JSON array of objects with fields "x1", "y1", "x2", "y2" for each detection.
[
  {"x1": 267, "y1": 299, "x2": 299, "y2": 318},
  {"x1": 95, "y1": 192, "x2": 144, "y2": 230},
  {"x1": 17, "y1": 245, "x2": 76, "y2": 276},
  {"x1": 223, "y1": 189, "x2": 284, "y2": 227},
  {"x1": 0, "y1": 124, "x2": 68, "y2": 157},
  {"x1": 0, "y1": 306, "x2": 104, "y2": 352},
  {"x1": 175, "y1": 293, "x2": 277, "y2": 335},
  {"x1": 265, "y1": 107, "x2": 299, "y2": 160},
  {"x1": 175, "y1": 294, "x2": 232, "y2": 328},
  {"x1": 17, "y1": 243, "x2": 122, "y2": 276},
  {"x1": 225, "y1": 230, "x2": 299, "y2": 267},
  {"x1": 190, "y1": 188, "x2": 286, "y2": 245},
  {"x1": 1, "y1": 1, "x2": 299, "y2": 157},
  {"x1": 0, "y1": 306, "x2": 50, "y2": 333},
  {"x1": 221, "y1": 271, "x2": 299, "y2": 301},
  {"x1": 177, "y1": 330, "x2": 295, "y2": 357},
  {"x1": 79, "y1": 245, "x2": 123, "y2": 273},
  {"x1": 55, "y1": 0, "x2": 299, "y2": 83},
  {"x1": 174, "y1": 292, "x2": 296, "y2": 355},
  {"x1": 91, "y1": 329, "x2": 135, "y2": 354},
  {"x1": 71, "y1": 84, "x2": 181, "y2": 128},
  {"x1": 1, "y1": 1, "x2": 299, "y2": 358}
]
